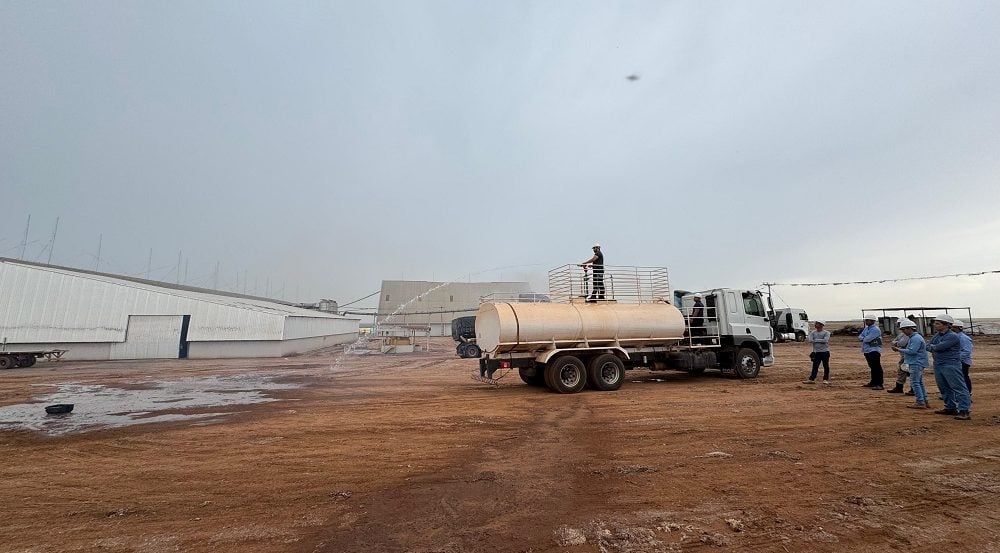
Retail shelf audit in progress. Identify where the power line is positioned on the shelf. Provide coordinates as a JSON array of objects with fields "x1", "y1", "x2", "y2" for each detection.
[{"x1": 764, "y1": 269, "x2": 1000, "y2": 287}]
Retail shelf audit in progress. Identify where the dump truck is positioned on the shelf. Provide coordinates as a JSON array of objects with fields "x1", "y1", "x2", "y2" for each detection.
[{"x1": 475, "y1": 265, "x2": 774, "y2": 393}]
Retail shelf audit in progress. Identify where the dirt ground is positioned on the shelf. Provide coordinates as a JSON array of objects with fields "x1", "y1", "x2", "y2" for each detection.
[{"x1": 1, "y1": 335, "x2": 998, "y2": 553}]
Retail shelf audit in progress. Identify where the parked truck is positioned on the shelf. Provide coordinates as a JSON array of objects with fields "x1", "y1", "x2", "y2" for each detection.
[
  {"x1": 770, "y1": 307, "x2": 810, "y2": 343},
  {"x1": 475, "y1": 265, "x2": 774, "y2": 394}
]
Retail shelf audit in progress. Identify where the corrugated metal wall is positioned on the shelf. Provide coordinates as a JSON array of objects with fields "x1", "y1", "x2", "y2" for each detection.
[
  {"x1": 0, "y1": 261, "x2": 353, "y2": 344},
  {"x1": 283, "y1": 316, "x2": 358, "y2": 340}
]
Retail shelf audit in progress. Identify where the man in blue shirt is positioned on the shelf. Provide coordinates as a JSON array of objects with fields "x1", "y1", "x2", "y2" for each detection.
[
  {"x1": 927, "y1": 314, "x2": 971, "y2": 420},
  {"x1": 952, "y1": 320, "x2": 974, "y2": 396},
  {"x1": 858, "y1": 314, "x2": 884, "y2": 390},
  {"x1": 892, "y1": 319, "x2": 930, "y2": 408}
]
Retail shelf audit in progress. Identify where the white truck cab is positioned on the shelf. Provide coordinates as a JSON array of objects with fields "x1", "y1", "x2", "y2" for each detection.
[
  {"x1": 678, "y1": 288, "x2": 775, "y2": 368},
  {"x1": 771, "y1": 307, "x2": 810, "y2": 343}
]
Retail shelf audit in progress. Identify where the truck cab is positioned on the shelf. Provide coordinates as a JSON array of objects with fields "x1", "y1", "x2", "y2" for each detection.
[
  {"x1": 678, "y1": 288, "x2": 775, "y2": 368},
  {"x1": 770, "y1": 307, "x2": 810, "y2": 343}
]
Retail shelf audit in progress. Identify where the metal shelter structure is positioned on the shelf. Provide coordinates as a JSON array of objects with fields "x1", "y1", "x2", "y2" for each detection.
[{"x1": 860, "y1": 306, "x2": 976, "y2": 335}]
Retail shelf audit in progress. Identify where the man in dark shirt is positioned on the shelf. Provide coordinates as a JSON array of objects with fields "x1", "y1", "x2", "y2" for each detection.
[
  {"x1": 691, "y1": 294, "x2": 705, "y2": 337},
  {"x1": 579, "y1": 243, "x2": 605, "y2": 301}
]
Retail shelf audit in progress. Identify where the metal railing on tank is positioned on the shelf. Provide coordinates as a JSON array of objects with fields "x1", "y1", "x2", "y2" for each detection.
[{"x1": 546, "y1": 264, "x2": 671, "y2": 304}]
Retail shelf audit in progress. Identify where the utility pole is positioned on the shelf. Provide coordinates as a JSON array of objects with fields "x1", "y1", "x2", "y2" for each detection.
[
  {"x1": 95, "y1": 234, "x2": 103, "y2": 271},
  {"x1": 46, "y1": 217, "x2": 59, "y2": 264},
  {"x1": 19, "y1": 214, "x2": 30, "y2": 260},
  {"x1": 213, "y1": 261, "x2": 219, "y2": 290},
  {"x1": 145, "y1": 248, "x2": 153, "y2": 279},
  {"x1": 243, "y1": 269, "x2": 248, "y2": 294},
  {"x1": 176, "y1": 250, "x2": 182, "y2": 284}
]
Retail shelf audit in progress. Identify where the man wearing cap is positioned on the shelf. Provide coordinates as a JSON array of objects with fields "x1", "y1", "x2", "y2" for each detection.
[
  {"x1": 952, "y1": 320, "x2": 974, "y2": 396},
  {"x1": 892, "y1": 319, "x2": 930, "y2": 408},
  {"x1": 859, "y1": 315, "x2": 885, "y2": 390},
  {"x1": 579, "y1": 243, "x2": 605, "y2": 301},
  {"x1": 927, "y1": 314, "x2": 971, "y2": 420}
]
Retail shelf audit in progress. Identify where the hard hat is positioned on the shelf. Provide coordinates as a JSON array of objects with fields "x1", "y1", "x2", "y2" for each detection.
[
  {"x1": 934, "y1": 314, "x2": 955, "y2": 324},
  {"x1": 592, "y1": 243, "x2": 601, "y2": 248},
  {"x1": 863, "y1": 314, "x2": 878, "y2": 321},
  {"x1": 814, "y1": 320, "x2": 826, "y2": 326},
  {"x1": 952, "y1": 319, "x2": 965, "y2": 328},
  {"x1": 694, "y1": 294, "x2": 702, "y2": 299},
  {"x1": 898, "y1": 319, "x2": 917, "y2": 329}
]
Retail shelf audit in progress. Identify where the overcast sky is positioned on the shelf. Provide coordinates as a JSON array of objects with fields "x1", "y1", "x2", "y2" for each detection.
[{"x1": 3, "y1": 1, "x2": 999, "y2": 319}]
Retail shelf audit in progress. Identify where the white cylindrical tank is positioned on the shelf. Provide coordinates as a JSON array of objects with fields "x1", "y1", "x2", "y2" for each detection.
[{"x1": 476, "y1": 301, "x2": 686, "y2": 354}]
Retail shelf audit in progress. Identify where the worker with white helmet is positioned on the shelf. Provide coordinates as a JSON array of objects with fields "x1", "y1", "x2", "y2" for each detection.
[
  {"x1": 858, "y1": 314, "x2": 885, "y2": 390},
  {"x1": 951, "y1": 320, "x2": 974, "y2": 396},
  {"x1": 887, "y1": 317, "x2": 917, "y2": 394},
  {"x1": 804, "y1": 320, "x2": 831, "y2": 384},
  {"x1": 578, "y1": 243, "x2": 605, "y2": 301},
  {"x1": 892, "y1": 319, "x2": 930, "y2": 408},
  {"x1": 926, "y1": 314, "x2": 971, "y2": 420}
]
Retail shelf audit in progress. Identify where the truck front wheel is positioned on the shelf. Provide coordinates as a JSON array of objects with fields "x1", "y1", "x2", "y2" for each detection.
[
  {"x1": 734, "y1": 348, "x2": 761, "y2": 379},
  {"x1": 588, "y1": 354, "x2": 624, "y2": 391},
  {"x1": 545, "y1": 356, "x2": 587, "y2": 394},
  {"x1": 795, "y1": 331, "x2": 807, "y2": 342}
]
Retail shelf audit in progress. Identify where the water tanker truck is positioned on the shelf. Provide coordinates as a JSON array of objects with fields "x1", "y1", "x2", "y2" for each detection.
[{"x1": 475, "y1": 265, "x2": 774, "y2": 393}]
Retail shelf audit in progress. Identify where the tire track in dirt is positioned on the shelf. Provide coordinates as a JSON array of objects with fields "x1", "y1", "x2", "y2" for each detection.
[{"x1": 302, "y1": 399, "x2": 606, "y2": 552}]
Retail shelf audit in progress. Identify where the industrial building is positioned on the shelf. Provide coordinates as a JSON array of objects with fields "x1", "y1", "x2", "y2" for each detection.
[
  {"x1": 377, "y1": 280, "x2": 533, "y2": 337},
  {"x1": 0, "y1": 258, "x2": 359, "y2": 360}
]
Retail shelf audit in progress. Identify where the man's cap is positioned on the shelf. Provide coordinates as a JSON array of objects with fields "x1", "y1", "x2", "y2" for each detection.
[
  {"x1": 934, "y1": 314, "x2": 955, "y2": 325},
  {"x1": 898, "y1": 319, "x2": 917, "y2": 329}
]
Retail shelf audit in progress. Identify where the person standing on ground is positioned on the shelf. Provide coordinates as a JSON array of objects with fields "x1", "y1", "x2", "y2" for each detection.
[
  {"x1": 892, "y1": 319, "x2": 930, "y2": 408},
  {"x1": 952, "y1": 320, "x2": 974, "y2": 396},
  {"x1": 888, "y1": 320, "x2": 912, "y2": 394},
  {"x1": 927, "y1": 314, "x2": 971, "y2": 420},
  {"x1": 579, "y1": 243, "x2": 605, "y2": 301},
  {"x1": 859, "y1": 314, "x2": 885, "y2": 390},
  {"x1": 804, "y1": 320, "x2": 831, "y2": 385}
]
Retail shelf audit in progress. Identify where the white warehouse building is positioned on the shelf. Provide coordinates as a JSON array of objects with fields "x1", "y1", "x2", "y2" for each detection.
[
  {"x1": 0, "y1": 258, "x2": 359, "y2": 361},
  {"x1": 377, "y1": 280, "x2": 533, "y2": 337}
]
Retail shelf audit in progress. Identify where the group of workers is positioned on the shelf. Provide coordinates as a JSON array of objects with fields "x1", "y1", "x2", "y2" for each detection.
[{"x1": 805, "y1": 314, "x2": 974, "y2": 420}]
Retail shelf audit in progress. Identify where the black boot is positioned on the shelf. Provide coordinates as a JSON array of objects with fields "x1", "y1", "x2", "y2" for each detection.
[{"x1": 887, "y1": 384, "x2": 904, "y2": 394}]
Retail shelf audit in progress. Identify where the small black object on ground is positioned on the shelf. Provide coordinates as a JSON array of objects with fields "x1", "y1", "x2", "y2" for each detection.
[{"x1": 45, "y1": 404, "x2": 74, "y2": 415}]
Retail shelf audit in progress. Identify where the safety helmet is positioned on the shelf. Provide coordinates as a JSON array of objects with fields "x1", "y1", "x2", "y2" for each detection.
[
  {"x1": 592, "y1": 243, "x2": 601, "y2": 249},
  {"x1": 952, "y1": 319, "x2": 965, "y2": 328},
  {"x1": 933, "y1": 314, "x2": 955, "y2": 325},
  {"x1": 863, "y1": 314, "x2": 878, "y2": 321},
  {"x1": 814, "y1": 320, "x2": 826, "y2": 326},
  {"x1": 898, "y1": 319, "x2": 917, "y2": 329}
]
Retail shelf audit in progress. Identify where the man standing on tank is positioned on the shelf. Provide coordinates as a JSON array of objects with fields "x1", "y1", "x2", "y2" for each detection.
[{"x1": 579, "y1": 243, "x2": 605, "y2": 301}]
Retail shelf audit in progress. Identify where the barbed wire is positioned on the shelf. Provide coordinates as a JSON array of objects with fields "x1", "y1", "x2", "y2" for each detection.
[{"x1": 764, "y1": 269, "x2": 1000, "y2": 287}]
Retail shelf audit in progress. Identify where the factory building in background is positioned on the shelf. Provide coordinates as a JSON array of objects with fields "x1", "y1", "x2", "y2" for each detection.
[
  {"x1": 377, "y1": 280, "x2": 533, "y2": 337},
  {"x1": 0, "y1": 258, "x2": 359, "y2": 360}
]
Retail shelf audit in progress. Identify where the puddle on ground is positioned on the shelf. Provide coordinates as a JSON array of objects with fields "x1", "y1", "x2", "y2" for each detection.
[{"x1": 0, "y1": 374, "x2": 301, "y2": 436}]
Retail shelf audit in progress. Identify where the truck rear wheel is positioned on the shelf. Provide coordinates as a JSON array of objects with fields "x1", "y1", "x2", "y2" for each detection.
[
  {"x1": 734, "y1": 348, "x2": 761, "y2": 379},
  {"x1": 16, "y1": 355, "x2": 36, "y2": 368},
  {"x1": 587, "y1": 354, "x2": 624, "y2": 391},
  {"x1": 0, "y1": 355, "x2": 15, "y2": 370},
  {"x1": 545, "y1": 356, "x2": 587, "y2": 394}
]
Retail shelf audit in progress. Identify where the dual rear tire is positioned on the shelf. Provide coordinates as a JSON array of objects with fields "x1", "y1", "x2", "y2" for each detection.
[{"x1": 540, "y1": 354, "x2": 624, "y2": 394}]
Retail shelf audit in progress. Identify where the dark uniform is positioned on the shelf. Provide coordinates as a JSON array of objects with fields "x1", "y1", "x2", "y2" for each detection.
[{"x1": 590, "y1": 250, "x2": 605, "y2": 300}]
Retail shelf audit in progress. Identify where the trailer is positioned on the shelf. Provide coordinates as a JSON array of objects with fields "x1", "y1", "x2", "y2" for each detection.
[
  {"x1": 475, "y1": 265, "x2": 774, "y2": 393},
  {"x1": 0, "y1": 348, "x2": 67, "y2": 369}
]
